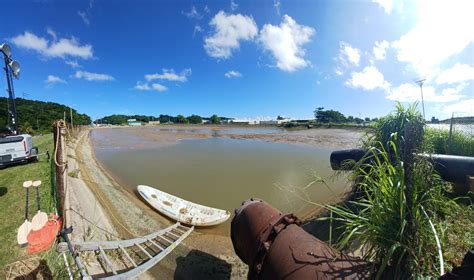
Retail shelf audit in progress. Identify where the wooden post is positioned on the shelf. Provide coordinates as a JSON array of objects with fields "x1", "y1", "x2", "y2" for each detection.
[{"x1": 53, "y1": 120, "x2": 67, "y2": 223}]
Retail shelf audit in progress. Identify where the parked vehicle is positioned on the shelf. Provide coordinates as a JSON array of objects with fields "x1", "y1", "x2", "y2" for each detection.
[{"x1": 0, "y1": 134, "x2": 39, "y2": 167}]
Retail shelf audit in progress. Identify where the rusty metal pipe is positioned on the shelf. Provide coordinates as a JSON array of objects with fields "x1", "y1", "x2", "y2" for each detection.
[{"x1": 231, "y1": 199, "x2": 371, "y2": 279}]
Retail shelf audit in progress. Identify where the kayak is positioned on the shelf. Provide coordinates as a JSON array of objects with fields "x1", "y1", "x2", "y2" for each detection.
[{"x1": 137, "y1": 185, "x2": 231, "y2": 226}]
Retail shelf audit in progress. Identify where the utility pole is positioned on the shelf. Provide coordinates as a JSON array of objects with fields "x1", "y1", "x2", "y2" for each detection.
[
  {"x1": 415, "y1": 79, "x2": 426, "y2": 119},
  {"x1": 1, "y1": 43, "x2": 21, "y2": 135},
  {"x1": 70, "y1": 107, "x2": 74, "y2": 136},
  {"x1": 70, "y1": 107, "x2": 73, "y2": 127}
]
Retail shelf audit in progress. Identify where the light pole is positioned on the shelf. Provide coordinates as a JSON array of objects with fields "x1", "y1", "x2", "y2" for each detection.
[
  {"x1": 1, "y1": 43, "x2": 21, "y2": 135},
  {"x1": 415, "y1": 78, "x2": 426, "y2": 120}
]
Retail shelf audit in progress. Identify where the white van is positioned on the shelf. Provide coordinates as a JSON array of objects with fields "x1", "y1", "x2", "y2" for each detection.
[{"x1": 0, "y1": 134, "x2": 39, "y2": 167}]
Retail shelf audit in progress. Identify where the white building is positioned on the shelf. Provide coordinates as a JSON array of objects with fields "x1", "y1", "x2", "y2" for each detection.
[
  {"x1": 260, "y1": 118, "x2": 291, "y2": 125},
  {"x1": 231, "y1": 119, "x2": 260, "y2": 125}
]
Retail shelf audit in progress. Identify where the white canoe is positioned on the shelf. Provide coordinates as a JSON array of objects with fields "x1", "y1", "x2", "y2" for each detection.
[{"x1": 137, "y1": 185, "x2": 231, "y2": 226}]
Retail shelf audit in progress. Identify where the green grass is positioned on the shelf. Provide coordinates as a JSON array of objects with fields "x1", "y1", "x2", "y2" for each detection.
[
  {"x1": 424, "y1": 127, "x2": 474, "y2": 156},
  {"x1": 0, "y1": 134, "x2": 69, "y2": 278}
]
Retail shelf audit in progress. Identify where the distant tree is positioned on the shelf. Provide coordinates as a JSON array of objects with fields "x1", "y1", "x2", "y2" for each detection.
[
  {"x1": 347, "y1": 116, "x2": 354, "y2": 123},
  {"x1": 176, "y1": 115, "x2": 188, "y2": 124},
  {"x1": 365, "y1": 117, "x2": 371, "y2": 122},
  {"x1": 159, "y1": 114, "x2": 172, "y2": 123},
  {"x1": 277, "y1": 115, "x2": 285, "y2": 120},
  {"x1": 430, "y1": 116, "x2": 440, "y2": 123},
  {"x1": 372, "y1": 117, "x2": 379, "y2": 122},
  {"x1": 187, "y1": 115, "x2": 202, "y2": 124},
  {"x1": 20, "y1": 121, "x2": 34, "y2": 134},
  {"x1": 354, "y1": 117, "x2": 364, "y2": 124},
  {"x1": 0, "y1": 97, "x2": 91, "y2": 134},
  {"x1": 210, "y1": 114, "x2": 221, "y2": 124},
  {"x1": 314, "y1": 108, "x2": 346, "y2": 123}
]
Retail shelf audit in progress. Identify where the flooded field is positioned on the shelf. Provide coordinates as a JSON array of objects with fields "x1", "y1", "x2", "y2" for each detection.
[{"x1": 91, "y1": 126, "x2": 359, "y2": 234}]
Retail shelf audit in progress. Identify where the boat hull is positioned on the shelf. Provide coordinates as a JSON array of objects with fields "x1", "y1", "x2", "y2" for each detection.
[{"x1": 137, "y1": 185, "x2": 230, "y2": 226}]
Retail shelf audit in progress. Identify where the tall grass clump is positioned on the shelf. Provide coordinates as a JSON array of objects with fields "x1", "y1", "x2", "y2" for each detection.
[
  {"x1": 424, "y1": 127, "x2": 474, "y2": 156},
  {"x1": 325, "y1": 103, "x2": 473, "y2": 278}
]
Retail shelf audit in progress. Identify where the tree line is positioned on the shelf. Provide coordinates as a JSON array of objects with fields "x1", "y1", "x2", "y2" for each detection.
[
  {"x1": 0, "y1": 97, "x2": 91, "y2": 134},
  {"x1": 314, "y1": 107, "x2": 376, "y2": 124},
  {"x1": 95, "y1": 114, "x2": 230, "y2": 125}
]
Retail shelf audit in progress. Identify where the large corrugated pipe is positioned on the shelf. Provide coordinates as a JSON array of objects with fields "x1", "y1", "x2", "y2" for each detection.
[
  {"x1": 330, "y1": 149, "x2": 474, "y2": 187},
  {"x1": 231, "y1": 198, "x2": 371, "y2": 279}
]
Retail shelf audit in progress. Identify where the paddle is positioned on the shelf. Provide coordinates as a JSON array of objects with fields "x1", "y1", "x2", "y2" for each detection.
[
  {"x1": 17, "y1": 181, "x2": 33, "y2": 246},
  {"x1": 31, "y1": 180, "x2": 48, "y2": 231}
]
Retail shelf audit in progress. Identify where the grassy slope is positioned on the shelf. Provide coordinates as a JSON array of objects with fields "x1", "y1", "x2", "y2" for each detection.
[{"x1": 0, "y1": 134, "x2": 58, "y2": 274}]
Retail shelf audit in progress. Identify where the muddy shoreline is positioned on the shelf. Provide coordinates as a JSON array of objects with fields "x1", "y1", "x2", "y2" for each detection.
[
  {"x1": 73, "y1": 125, "x2": 365, "y2": 279},
  {"x1": 91, "y1": 124, "x2": 367, "y2": 150}
]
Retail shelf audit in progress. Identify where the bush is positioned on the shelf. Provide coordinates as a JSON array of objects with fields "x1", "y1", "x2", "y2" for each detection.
[
  {"x1": 424, "y1": 128, "x2": 474, "y2": 156},
  {"x1": 324, "y1": 103, "x2": 473, "y2": 278}
]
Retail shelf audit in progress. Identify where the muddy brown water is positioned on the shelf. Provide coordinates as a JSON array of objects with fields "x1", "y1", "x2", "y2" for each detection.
[{"x1": 91, "y1": 127, "x2": 349, "y2": 235}]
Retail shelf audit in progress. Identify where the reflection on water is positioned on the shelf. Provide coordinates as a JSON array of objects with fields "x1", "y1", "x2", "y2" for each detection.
[{"x1": 92, "y1": 129, "x2": 348, "y2": 234}]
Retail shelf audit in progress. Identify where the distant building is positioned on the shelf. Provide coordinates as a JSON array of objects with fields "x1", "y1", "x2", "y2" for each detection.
[
  {"x1": 260, "y1": 118, "x2": 291, "y2": 125},
  {"x1": 293, "y1": 119, "x2": 313, "y2": 124},
  {"x1": 220, "y1": 119, "x2": 233, "y2": 124},
  {"x1": 231, "y1": 119, "x2": 260, "y2": 125},
  {"x1": 127, "y1": 119, "x2": 142, "y2": 126},
  {"x1": 148, "y1": 120, "x2": 161, "y2": 125}
]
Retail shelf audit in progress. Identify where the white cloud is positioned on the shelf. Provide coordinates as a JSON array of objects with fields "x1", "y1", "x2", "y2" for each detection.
[
  {"x1": 225, "y1": 70, "x2": 242, "y2": 78},
  {"x1": 11, "y1": 31, "x2": 93, "y2": 59},
  {"x1": 230, "y1": 0, "x2": 238, "y2": 11},
  {"x1": 134, "y1": 82, "x2": 151, "y2": 91},
  {"x1": 45, "y1": 75, "x2": 66, "y2": 84},
  {"x1": 204, "y1": 11, "x2": 258, "y2": 59},
  {"x1": 78, "y1": 0, "x2": 94, "y2": 26},
  {"x1": 151, "y1": 83, "x2": 168, "y2": 92},
  {"x1": 65, "y1": 60, "x2": 81, "y2": 68},
  {"x1": 339, "y1": 42, "x2": 361, "y2": 66},
  {"x1": 391, "y1": 0, "x2": 474, "y2": 75},
  {"x1": 46, "y1": 27, "x2": 57, "y2": 41},
  {"x1": 134, "y1": 82, "x2": 168, "y2": 92},
  {"x1": 78, "y1": 11, "x2": 90, "y2": 26},
  {"x1": 442, "y1": 98, "x2": 474, "y2": 115},
  {"x1": 274, "y1": 0, "x2": 281, "y2": 15},
  {"x1": 259, "y1": 15, "x2": 315, "y2": 72},
  {"x1": 372, "y1": 0, "x2": 393, "y2": 14},
  {"x1": 74, "y1": 70, "x2": 114, "y2": 81},
  {"x1": 387, "y1": 83, "x2": 465, "y2": 103},
  {"x1": 441, "y1": 82, "x2": 468, "y2": 96},
  {"x1": 184, "y1": 6, "x2": 202, "y2": 19},
  {"x1": 436, "y1": 63, "x2": 474, "y2": 85},
  {"x1": 373, "y1": 40, "x2": 389, "y2": 60},
  {"x1": 335, "y1": 42, "x2": 361, "y2": 75},
  {"x1": 346, "y1": 66, "x2": 390, "y2": 91},
  {"x1": 193, "y1": 25, "x2": 203, "y2": 37},
  {"x1": 145, "y1": 68, "x2": 192, "y2": 82}
]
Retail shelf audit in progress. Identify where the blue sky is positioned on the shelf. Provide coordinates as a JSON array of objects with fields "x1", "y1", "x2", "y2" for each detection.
[{"x1": 2, "y1": 0, "x2": 473, "y2": 120}]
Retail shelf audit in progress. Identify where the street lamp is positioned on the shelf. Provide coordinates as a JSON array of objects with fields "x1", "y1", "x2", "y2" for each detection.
[
  {"x1": 415, "y1": 78, "x2": 426, "y2": 120},
  {"x1": 1, "y1": 43, "x2": 21, "y2": 135}
]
